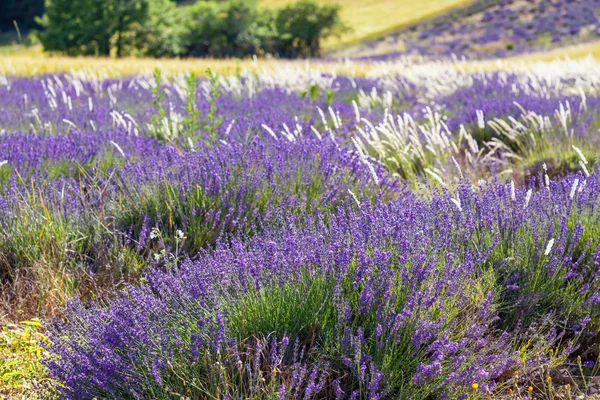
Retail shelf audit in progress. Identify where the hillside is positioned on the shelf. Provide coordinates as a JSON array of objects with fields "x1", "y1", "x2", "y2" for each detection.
[
  {"x1": 258, "y1": 0, "x2": 474, "y2": 47},
  {"x1": 334, "y1": 0, "x2": 600, "y2": 60}
]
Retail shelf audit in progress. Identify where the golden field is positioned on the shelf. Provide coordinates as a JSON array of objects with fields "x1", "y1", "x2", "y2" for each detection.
[
  {"x1": 2, "y1": 38, "x2": 600, "y2": 78},
  {"x1": 259, "y1": 0, "x2": 475, "y2": 47}
]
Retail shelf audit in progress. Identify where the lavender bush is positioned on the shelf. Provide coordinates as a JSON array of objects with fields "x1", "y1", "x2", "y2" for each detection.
[{"x1": 44, "y1": 172, "x2": 600, "y2": 398}]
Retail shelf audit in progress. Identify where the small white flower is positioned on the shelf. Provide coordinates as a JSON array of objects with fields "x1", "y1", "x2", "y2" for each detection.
[
  {"x1": 570, "y1": 179, "x2": 579, "y2": 200},
  {"x1": 225, "y1": 119, "x2": 235, "y2": 136},
  {"x1": 451, "y1": 157, "x2": 463, "y2": 178},
  {"x1": 425, "y1": 168, "x2": 445, "y2": 187},
  {"x1": 62, "y1": 118, "x2": 77, "y2": 129},
  {"x1": 476, "y1": 110, "x2": 485, "y2": 129},
  {"x1": 579, "y1": 179, "x2": 586, "y2": 193},
  {"x1": 524, "y1": 189, "x2": 532, "y2": 209},
  {"x1": 110, "y1": 141, "x2": 126, "y2": 158},
  {"x1": 580, "y1": 161, "x2": 590, "y2": 178},
  {"x1": 451, "y1": 195, "x2": 462, "y2": 212},
  {"x1": 544, "y1": 238, "x2": 555, "y2": 256},
  {"x1": 261, "y1": 124, "x2": 278, "y2": 140},
  {"x1": 317, "y1": 106, "x2": 329, "y2": 130},
  {"x1": 310, "y1": 125, "x2": 322, "y2": 140},
  {"x1": 150, "y1": 228, "x2": 160, "y2": 240},
  {"x1": 572, "y1": 145, "x2": 588, "y2": 165},
  {"x1": 176, "y1": 230, "x2": 185, "y2": 239},
  {"x1": 359, "y1": 153, "x2": 379, "y2": 186},
  {"x1": 187, "y1": 137, "x2": 196, "y2": 151},
  {"x1": 352, "y1": 100, "x2": 361, "y2": 123},
  {"x1": 348, "y1": 189, "x2": 361, "y2": 207},
  {"x1": 510, "y1": 180, "x2": 516, "y2": 201}
]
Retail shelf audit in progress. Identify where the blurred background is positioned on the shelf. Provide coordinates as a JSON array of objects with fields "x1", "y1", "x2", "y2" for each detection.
[{"x1": 1, "y1": 0, "x2": 600, "y2": 63}]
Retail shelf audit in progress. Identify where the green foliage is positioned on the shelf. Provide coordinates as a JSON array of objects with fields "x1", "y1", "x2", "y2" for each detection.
[
  {"x1": 37, "y1": 0, "x2": 179, "y2": 57},
  {"x1": 0, "y1": 162, "x2": 12, "y2": 184},
  {"x1": 274, "y1": 0, "x2": 347, "y2": 58},
  {"x1": 304, "y1": 83, "x2": 321, "y2": 101},
  {"x1": 135, "y1": 0, "x2": 188, "y2": 57},
  {"x1": 180, "y1": 0, "x2": 276, "y2": 58},
  {"x1": 226, "y1": 252, "x2": 484, "y2": 397},
  {"x1": 228, "y1": 273, "x2": 339, "y2": 346},
  {"x1": 36, "y1": 0, "x2": 345, "y2": 59},
  {"x1": 148, "y1": 67, "x2": 168, "y2": 142},
  {"x1": 326, "y1": 88, "x2": 335, "y2": 106},
  {"x1": 299, "y1": 84, "x2": 335, "y2": 106},
  {"x1": 184, "y1": 71, "x2": 200, "y2": 145},
  {"x1": 0, "y1": 159, "x2": 146, "y2": 320},
  {"x1": 469, "y1": 195, "x2": 600, "y2": 334},
  {"x1": 0, "y1": 319, "x2": 53, "y2": 397},
  {"x1": 204, "y1": 67, "x2": 223, "y2": 144},
  {"x1": 148, "y1": 68, "x2": 221, "y2": 148},
  {"x1": 114, "y1": 170, "x2": 271, "y2": 254}
]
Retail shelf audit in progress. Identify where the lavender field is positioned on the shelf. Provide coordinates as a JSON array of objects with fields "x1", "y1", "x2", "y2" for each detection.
[
  {"x1": 0, "y1": 56, "x2": 597, "y2": 399},
  {"x1": 2, "y1": 4, "x2": 600, "y2": 397},
  {"x1": 346, "y1": 0, "x2": 600, "y2": 61}
]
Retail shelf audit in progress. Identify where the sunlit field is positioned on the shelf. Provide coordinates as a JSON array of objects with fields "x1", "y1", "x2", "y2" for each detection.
[
  {"x1": 4, "y1": 39, "x2": 600, "y2": 78},
  {"x1": 259, "y1": 0, "x2": 474, "y2": 46},
  {"x1": 3, "y1": 0, "x2": 600, "y2": 399}
]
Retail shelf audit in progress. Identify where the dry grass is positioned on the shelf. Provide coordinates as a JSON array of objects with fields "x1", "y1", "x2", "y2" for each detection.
[
  {"x1": 2, "y1": 41, "x2": 600, "y2": 79},
  {"x1": 511, "y1": 40, "x2": 600, "y2": 62},
  {"x1": 0, "y1": 54, "x2": 274, "y2": 77},
  {"x1": 259, "y1": 0, "x2": 475, "y2": 47},
  {"x1": 463, "y1": 40, "x2": 600, "y2": 71},
  {"x1": 0, "y1": 53, "x2": 389, "y2": 77}
]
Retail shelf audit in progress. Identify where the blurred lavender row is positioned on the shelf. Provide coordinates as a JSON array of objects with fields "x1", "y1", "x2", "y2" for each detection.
[{"x1": 352, "y1": 0, "x2": 600, "y2": 61}]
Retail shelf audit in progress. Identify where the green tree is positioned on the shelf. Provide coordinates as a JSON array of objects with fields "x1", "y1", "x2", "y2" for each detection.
[
  {"x1": 38, "y1": 0, "x2": 177, "y2": 57},
  {"x1": 182, "y1": 0, "x2": 271, "y2": 58},
  {"x1": 274, "y1": 0, "x2": 346, "y2": 58},
  {"x1": 135, "y1": 0, "x2": 188, "y2": 57},
  {"x1": 36, "y1": 0, "x2": 89, "y2": 55},
  {"x1": 36, "y1": 0, "x2": 345, "y2": 59},
  {"x1": 111, "y1": 0, "x2": 149, "y2": 57}
]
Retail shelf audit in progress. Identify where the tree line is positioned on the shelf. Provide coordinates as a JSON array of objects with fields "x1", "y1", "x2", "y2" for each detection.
[{"x1": 1, "y1": 0, "x2": 346, "y2": 58}]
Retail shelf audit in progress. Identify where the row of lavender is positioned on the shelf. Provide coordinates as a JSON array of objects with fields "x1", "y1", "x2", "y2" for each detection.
[
  {"x1": 360, "y1": 0, "x2": 600, "y2": 60},
  {"x1": 1, "y1": 59, "x2": 600, "y2": 398}
]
